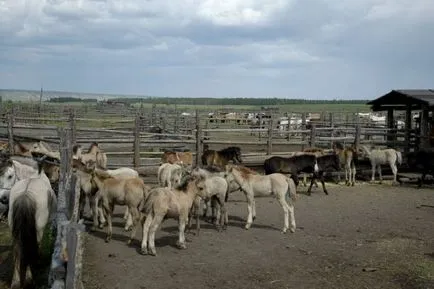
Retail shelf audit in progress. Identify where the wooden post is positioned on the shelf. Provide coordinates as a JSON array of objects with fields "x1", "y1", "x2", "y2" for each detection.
[
  {"x1": 309, "y1": 124, "x2": 316, "y2": 147},
  {"x1": 405, "y1": 105, "x2": 412, "y2": 153},
  {"x1": 286, "y1": 113, "x2": 291, "y2": 141},
  {"x1": 258, "y1": 114, "x2": 263, "y2": 140},
  {"x1": 420, "y1": 105, "x2": 429, "y2": 149},
  {"x1": 301, "y1": 113, "x2": 307, "y2": 151},
  {"x1": 387, "y1": 108, "x2": 394, "y2": 142},
  {"x1": 267, "y1": 119, "x2": 273, "y2": 155},
  {"x1": 329, "y1": 112, "x2": 335, "y2": 149},
  {"x1": 354, "y1": 124, "x2": 361, "y2": 148},
  {"x1": 133, "y1": 115, "x2": 141, "y2": 169},
  {"x1": 7, "y1": 112, "x2": 14, "y2": 155},
  {"x1": 69, "y1": 108, "x2": 76, "y2": 144},
  {"x1": 195, "y1": 110, "x2": 202, "y2": 167},
  {"x1": 174, "y1": 105, "x2": 178, "y2": 133}
]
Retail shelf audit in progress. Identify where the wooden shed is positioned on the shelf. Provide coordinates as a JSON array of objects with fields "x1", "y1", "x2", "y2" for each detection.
[{"x1": 367, "y1": 89, "x2": 434, "y2": 151}]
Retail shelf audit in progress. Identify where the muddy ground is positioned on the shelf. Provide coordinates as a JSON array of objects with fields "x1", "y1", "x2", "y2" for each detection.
[{"x1": 81, "y1": 183, "x2": 433, "y2": 289}]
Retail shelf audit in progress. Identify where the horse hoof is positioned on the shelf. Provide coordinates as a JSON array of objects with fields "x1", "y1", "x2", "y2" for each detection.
[
  {"x1": 149, "y1": 251, "x2": 157, "y2": 256},
  {"x1": 124, "y1": 227, "x2": 132, "y2": 232},
  {"x1": 281, "y1": 229, "x2": 287, "y2": 234},
  {"x1": 290, "y1": 228, "x2": 296, "y2": 233},
  {"x1": 324, "y1": 191, "x2": 329, "y2": 195},
  {"x1": 351, "y1": 183, "x2": 355, "y2": 187},
  {"x1": 127, "y1": 239, "x2": 132, "y2": 246},
  {"x1": 244, "y1": 225, "x2": 251, "y2": 230},
  {"x1": 252, "y1": 216, "x2": 256, "y2": 221},
  {"x1": 98, "y1": 224, "x2": 104, "y2": 229},
  {"x1": 140, "y1": 248, "x2": 148, "y2": 255},
  {"x1": 177, "y1": 242, "x2": 187, "y2": 250},
  {"x1": 105, "y1": 237, "x2": 111, "y2": 243}
]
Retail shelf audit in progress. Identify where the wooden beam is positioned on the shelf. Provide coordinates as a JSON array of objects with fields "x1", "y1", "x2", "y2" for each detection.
[
  {"x1": 420, "y1": 104, "x2": 430, "y2": 149},
  {"x1": 405, "y1": 105, "x2": 412, "y2": 153},
  {"x1": 387, "y1": 109, "x2": 395, "y2": 142}
]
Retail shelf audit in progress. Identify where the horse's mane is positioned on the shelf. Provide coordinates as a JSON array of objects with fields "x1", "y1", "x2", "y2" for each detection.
[
  {"x1": 203, "y1": 165, "x2": 224, "y2": 173},
  {"x1": 233, "y1": 165, "x2": 258, "y2": 177},
  {"x1": 176, "y1": 174, "x2": 197, "y2": 192},
  {"x1": 219, "y1": 146, "x2": 241, "y2": 154},
  {"x1": 333, "y1": 142, "x2": 344, "y2": 150},
  {"x1": 73, "y1": 144, "x2": 81, "y2": 154},
  {"x1": 0, "y1": 156, "x2": 12, "y2": 175},
  {"x1": 87, "y1": 142, "x2": 99, "y2": 153}
]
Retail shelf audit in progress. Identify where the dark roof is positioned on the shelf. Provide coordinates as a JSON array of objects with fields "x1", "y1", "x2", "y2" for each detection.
[{"x1": 367, "y1": 89, "x2": 434, "y2": 111}]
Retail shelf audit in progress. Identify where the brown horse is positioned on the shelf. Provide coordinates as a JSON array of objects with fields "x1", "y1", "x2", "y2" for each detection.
[
  {"x1": 161, "y1": 151, "x2": 193, "y2": 166},
  {"x1": 333, "y1": 142, "x2": 358, "y2": 186},
  {"x1": 202, "y1": 146, "x2": 242, "y2": 168}
]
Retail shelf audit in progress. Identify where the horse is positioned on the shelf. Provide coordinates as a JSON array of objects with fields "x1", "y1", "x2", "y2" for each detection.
[
  {"x1": 140, "y1": 174, "x2": 207, "y2": 256},
  {"x1": 73, "y1": 142, "x2": 108, "y2": 169},
  {"x1": 263, "y1": 154, "x2": 319, "y2": 189},
  {"x1": 90, "y1": 168, "x2": 151, "y2": 243},
  {"x1": 224, "y1": 164, "x2": 297, "y2": 233},
  {"x1": 305, "y1": 153, "x2": 341, "y2": 195},
  {"x1": 201, "y1": 146, "x2": 242, "y2": 168},
  {"x1": 30, "y1": 141, "x2": 60, "y2": 160},
  {"x1": 161, "y1": 151, "x2": 193, "y2": 166},
  {"x1": 190, "y1": 166, "x2": 229, "y2": 232},
  {"x1": 71, "y1": 159, "x2": 139, "y2": 230},
  {"x1": 157, "y1": 163, "x2": 187, "y2": 189},
  {"x1": 361, "y1": 145, "x2": 402, "y2": 184},
  {"x1": 333, "y1": 142, "x2": 358, "y2": 186},
  {"x1": 0, "y1": 155, "x2": 57, "y2": 288}
]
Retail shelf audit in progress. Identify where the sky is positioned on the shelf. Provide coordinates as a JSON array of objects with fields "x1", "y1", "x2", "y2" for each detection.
[{"x1": 0, "y1": 0, "x2": 433, "y2": 99}]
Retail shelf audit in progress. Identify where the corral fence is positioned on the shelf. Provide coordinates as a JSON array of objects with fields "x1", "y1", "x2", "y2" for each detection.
[
  {"x1": 0, "y1": 108, "x2": 418, "y2": 171},
  {"x1": 49, "y1": 128, "x2": 85, "y2": 289}
]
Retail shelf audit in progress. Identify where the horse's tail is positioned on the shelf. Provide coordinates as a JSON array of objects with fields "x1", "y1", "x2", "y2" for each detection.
[
  {"x1": 396, "y1": 151, "x2": 402, "y2": 166},
  {"x1": 11, "y1": 193, "x2": 39, "y2": 286},
  {"x1": 285, "y1": 176, "x2": 298, "y2": 202}
]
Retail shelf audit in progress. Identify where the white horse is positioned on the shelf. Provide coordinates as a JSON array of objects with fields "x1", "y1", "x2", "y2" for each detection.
[
  {"x1": 190, "y1": 166, "x2": 229, "y2": 231},
  {"x1": 361, "y1": 145, "x2": 402, "y2": 184},
  {"x1": 157, "y1": 163, "x2": 186, "y2": 189},
  {"x1": 0, "y1": 155, "x2": 57, "y2": 288},
  {"x1": 224, "y1": 164, "x2": 297, "y2": 233}
]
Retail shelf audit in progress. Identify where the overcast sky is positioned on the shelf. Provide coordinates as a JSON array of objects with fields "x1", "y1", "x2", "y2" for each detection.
[{"x1": 0, "y1": 0, "x2": 433, "y2": 99}]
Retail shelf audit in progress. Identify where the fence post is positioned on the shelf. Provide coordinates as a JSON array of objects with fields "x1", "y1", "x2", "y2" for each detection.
[
  {"x1": 195, "y1": 110, "x2": 203, "y2": 167},
  {"x1": 267, "y1": 119, "x2": 273, "y2": 155},
  {"x1": 309, "y1": 124, "x2": 316, "y2": 147},
  {"x1": 329, "y1": 112, "x2": 335, "y2": 149},
  {"x1": 301, "y1": 113, "x2": 307, "y2": 150},
  {"x1": 258, "y1": 114, "x2": 263, "y2": 140},
  {"x1": 133, "y1": 115, "x2": 141, "y2": 169},
  {"x1": 7, "y1": 112, "x2": 14, "y2": 155},
  {"x1": 69, "y1": 108, "x2": 76, "y2": 144},
  {"x1": 49, "y1": 128, "x2": 70, "y2": 286},
  {"x1": 286, "y1": 113, "x2": 291, "y2": 141},
  {"x1": 354, "y1": 124, "x2": 361, "y2": 148}
]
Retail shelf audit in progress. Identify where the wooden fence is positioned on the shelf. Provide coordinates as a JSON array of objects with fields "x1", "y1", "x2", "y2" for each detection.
[
  {"x1": 49, "y1": 128, "x2": 85, "y2": 289},
  {"x1": 0, "y1": 109, "x2": 416, "y2": 173}
]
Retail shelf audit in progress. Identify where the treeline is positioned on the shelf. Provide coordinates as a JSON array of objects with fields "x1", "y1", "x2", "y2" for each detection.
[
  {"x1": 48, "y1": 97, "x2": 97, "y2": 103},
  {"x1": 108, "y1": 97, "x2": 368, "y2": 106}
]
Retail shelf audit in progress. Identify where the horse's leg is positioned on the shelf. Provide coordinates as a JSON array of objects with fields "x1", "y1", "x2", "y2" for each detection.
[
  {"x1": 211, "y1": 197, "x2": 218, "y2": 225},
  {"x1": 371, "y1": 162, "x2": 376, "y2": 182},
  {"x1": 79, "y1": 190, "x2": 86, "y2": 219},
  {"x1": 307, "y1": 175, "x2": 315, "y2": 196},
  {"x1": 127, "y1": 206, "x2": 140, "y2": 245},
  {"x1": 90, "y1": 195, "x2": 99, "y2": 231},
  {"x1": 148, "y1": 214, "x2": 164, "y2": 256},
  {"x1": 245, "y1": 192, "x2": 254, "y2": 230},
  {"x1": 276, "y1": 196, "x2": 289, "y2": 233},
  {"x1": 140, "y1": 214, "x2": 153, "y2": 255},
  {"x1": 177, "y1": 216, "x2": 188, "y2": 249},
  {"x1": 390, "y1": 163, "x2": 398, "y2": 184},
  {"x1": 345, "y1": 163, "x2": 350, "y2": 185},
  {"x1": 251, "y1": 198, "x2": 257, "y2": 221},
  {"x1": 319, "y1": 172, "x2": 328, "y2": 195},
  {"x1": 418, "y1": 173, "x2": 426, "y2": 188},
  {"x1": 125, "y1": 211, "x2": 133, "y2": 231},
  {"x1": 378, "y1": 165, "x2": 383, "y2": 184},
  {"x1": 351, "y1": 163, "x2": 356, "y2": 186},
  {"x1": 104, "y1": 201, "x2": 114, "y2": 243},
  {"x1": 302, "y1": 173, "x2": 307, "y2": 187},
  {"x1": 11, "y1": 246, "x2": 22, "y2": 289},
  {"x1": 218, "y1": 197, "x2": 228, "y2": 230},
  {"x1": 123, "y1": 207, "x2": 129, "y2": 220}
]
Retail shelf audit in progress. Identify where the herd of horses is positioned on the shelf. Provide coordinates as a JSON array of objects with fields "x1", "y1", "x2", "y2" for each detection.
[{"x1": 0, "y1": 138, "x2": 433, "y2": 288}]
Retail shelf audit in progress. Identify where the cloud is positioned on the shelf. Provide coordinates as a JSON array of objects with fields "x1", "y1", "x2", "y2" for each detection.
[{"x1": 0, "y1": 0, "x2": 433, "y2": 99}]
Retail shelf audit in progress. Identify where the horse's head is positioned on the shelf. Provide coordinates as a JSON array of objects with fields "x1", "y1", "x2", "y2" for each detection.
[{"x1": 0, "y1": 157, "x2": 16, "y2": 190}]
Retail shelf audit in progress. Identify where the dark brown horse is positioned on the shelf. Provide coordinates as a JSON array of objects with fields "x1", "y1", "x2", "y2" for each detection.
[{"x1": 202, "y1": 146, "x2": 242, "y2": 168}]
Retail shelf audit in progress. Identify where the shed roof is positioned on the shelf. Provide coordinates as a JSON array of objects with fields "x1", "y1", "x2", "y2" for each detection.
[{"x1": 367, "y1": 89, "x2": 434, "y2": 111}]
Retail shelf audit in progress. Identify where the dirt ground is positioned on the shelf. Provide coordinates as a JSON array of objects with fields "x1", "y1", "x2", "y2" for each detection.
[{"x1": 82, "y1": 182, "x2": 434, "y2": 289}]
